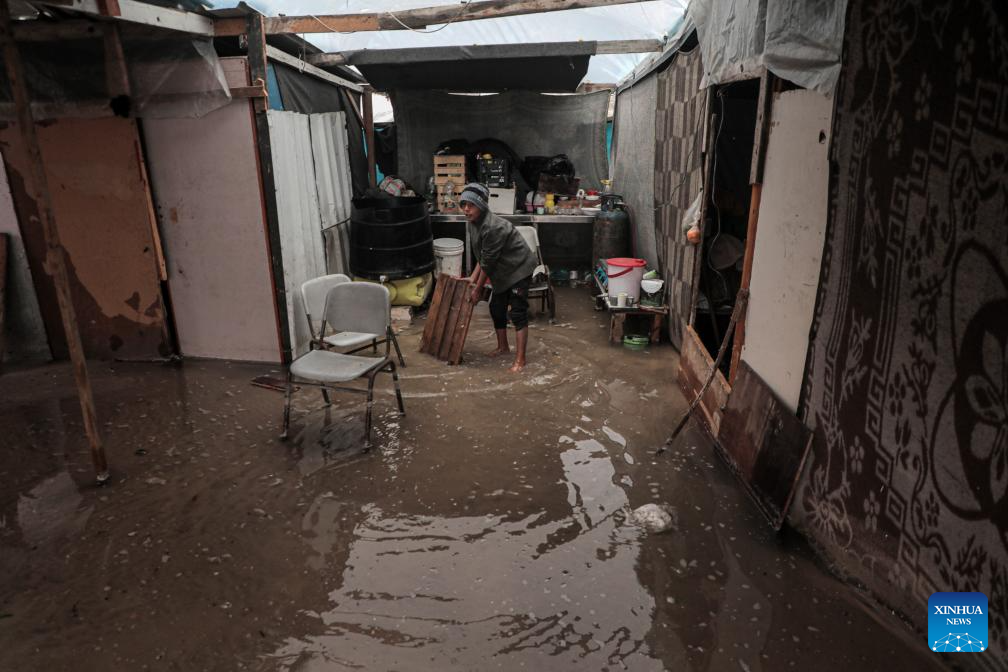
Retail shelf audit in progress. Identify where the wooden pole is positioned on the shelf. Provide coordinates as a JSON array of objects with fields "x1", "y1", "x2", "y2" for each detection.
[
  {"x1": 729, "y1": 71, "x2": 773, "y2": 385},
  {"x1": 0, "y1": 0, "x2": 109, "y2": 483},
  {"x1": 363, "y1": 87, "x2": 376, "y2": 187},
  {"x1": 247, "y1": 12, "x2": 293, "y2": 365}
]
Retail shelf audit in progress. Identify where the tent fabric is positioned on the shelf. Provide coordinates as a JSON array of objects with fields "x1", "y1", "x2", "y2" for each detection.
[
  {"x1": 763, "y1": 0, "x2": 847, "y2": 94},
  {"x1": 652, "y1": 46, "x2": 706, "y2": 349},
  {"x1": 352, "y1": 42, "x2": 594, "y2": 92},
  {"x1": 272, "y1": 62, "x2": 346, "y2": 114},
  {"x1": 688, "y1": 0, "x2": 848, "y2": 95},
  {"x1": 689, "y1": 0, "x2": 766, "y2": 87},
  {"x1": 793, "y1": 0, "x2": 1008, "y2": 652},
  {"x1": 611, "y1": 74, "x2": 658, "y2": 269},
  {"x1": 392, "y1": 89, "x2": 610, "y2": 196}
]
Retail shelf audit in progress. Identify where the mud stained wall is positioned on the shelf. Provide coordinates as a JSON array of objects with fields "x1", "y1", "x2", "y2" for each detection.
[
  {"x1": 142, "y1": 57, "x2": 281, "y2": 363},
  {"x1": 793, "y1": 0, "x2": 1008, "y2": 665},
  {"x1": 653, "y1": 46, "x2": 706, "y2": 349},
  {"x1": 0, "y1": 117, "x2": 170, "y2": 360},
  {"x1": 741, "y1": 90, "x2": 832, "y2": 413}
]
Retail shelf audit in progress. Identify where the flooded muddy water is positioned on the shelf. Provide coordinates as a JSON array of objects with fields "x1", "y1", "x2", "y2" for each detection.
[{"x1": 0, "y1": 288, "x2": 944, "y2": 671}]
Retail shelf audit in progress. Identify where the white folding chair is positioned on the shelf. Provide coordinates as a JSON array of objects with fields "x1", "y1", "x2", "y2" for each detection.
[
  {"x1": 301, "y1": 274, "x2": 406, "y2": 366},
  {"x1": 515, "y1": 226, "x2": 556, "y2": 321},
  {"x1": 282, "y1": 282, "x2": 405, "y2": 447}
]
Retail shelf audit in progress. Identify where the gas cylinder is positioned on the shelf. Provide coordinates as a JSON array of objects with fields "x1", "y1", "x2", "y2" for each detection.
[{"x1": 592, "y1": 194, "x2": 631, "y2": 266}]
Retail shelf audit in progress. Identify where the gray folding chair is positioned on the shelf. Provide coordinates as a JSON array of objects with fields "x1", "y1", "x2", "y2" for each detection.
[
  {"x1": 282, "y1": 282, "x2": 405, "y2": 447},
  {"x1": 516, "y1": 226, "x2": 556, "y2": 321},
  {"x1": 301, "y1": 274, "x2": 406, "y2": 366}
]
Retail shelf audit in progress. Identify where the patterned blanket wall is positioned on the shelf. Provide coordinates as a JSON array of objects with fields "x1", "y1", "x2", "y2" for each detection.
[{"x1": 794, "y1": 0, "x2": 1008, "y2": 662}]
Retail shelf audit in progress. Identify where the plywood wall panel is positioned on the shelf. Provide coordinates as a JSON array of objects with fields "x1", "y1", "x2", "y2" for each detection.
[
  {"x1": 0, "y1": 117, "x2": 170, "y2": 360},
  {"x1": 740, "y1": 90, "x2": 832, "y2": 412},
  {"x1": 142, "y1": 58, "x2": 280, "y2": 363}
]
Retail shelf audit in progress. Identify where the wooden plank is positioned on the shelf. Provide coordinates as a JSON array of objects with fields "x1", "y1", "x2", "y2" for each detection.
[
  {"x1": 37, "y1": 0, "x2": 214, "y2": 36},
  {"x1": 12, "y1": 19, "x2": 103, "y2": 41},
  {"x1": 428, "y1": 278, "x2": 460, "y2": 356},
  {"x1": 229, "y1": 85, "x2": 268, "y2": 99},
  {"x1": 0, "y1": 2, "x2": 108, "y2": 482},
  {"x1": 717, "y1": 360, "x2": 813, "y2": 529},
  {"x1": 265, "y1": 46, "x2": 364, "y2": 93},
  {"x1": 729, "y1": 183, "x2": 761, "y2": 384},
  {"x1": 447, "y1": 294, "x2": 475, "y2": 365},
  {"x1": 259, "y1": 0, "x2": 645, "y2": 35},
  {"x1": 438, "y1": 281, "x2": 466, "y2": 360},
  {"x1": 249, "y1": 15, "x2": 292, "y2": 364},
  {"x1": 595, "y1": 39, "x2": 662, "y2": 54},
  {"x1": 676, "y1": 324, "x2": 729, "y2": 438},
  {"x1": 419, "y1": 273, "x2": 449, "y2": 352},
  {"x1": 749, "y1": 69, "x2": 774, "y2": 185}
]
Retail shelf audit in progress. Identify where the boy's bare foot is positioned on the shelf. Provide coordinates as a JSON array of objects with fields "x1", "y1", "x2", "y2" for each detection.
[
  {"x1": 487, "y1": 347, "x2": 510, "y2": 358},
  {"x1": 509, "y1": 359, "x2": 526, "y2": 373}
]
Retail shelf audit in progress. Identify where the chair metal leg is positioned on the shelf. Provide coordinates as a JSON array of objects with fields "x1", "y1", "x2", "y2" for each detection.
[
  {"x1": 281, "y1": 370, "x2": 293, "y2": 440},
  {"x1": 391, "y1": 331, "x2": 406, "y2": 367},
  {"x1": 321, "y1": 387, "x2": 331, "y2": 406},
  {"x1": 364, "y1": 372, "x2": 377, "y2": 449},
  {"x1": 371, "y1": 338, "x2": 378, "y2": 354},
  {"x1": 391, "y1": 362, "x2": 405, "y2": 415}
]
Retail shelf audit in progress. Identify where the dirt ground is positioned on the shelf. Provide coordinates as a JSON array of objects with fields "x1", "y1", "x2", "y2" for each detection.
[{"x1": 0, "y1": 287, "x2": 945, "y2": 671}]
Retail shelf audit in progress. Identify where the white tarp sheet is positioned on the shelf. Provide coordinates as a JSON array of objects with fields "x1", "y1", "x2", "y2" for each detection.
[{"x1": 231, "y1": 1, "x2": 688, "y2": 83}]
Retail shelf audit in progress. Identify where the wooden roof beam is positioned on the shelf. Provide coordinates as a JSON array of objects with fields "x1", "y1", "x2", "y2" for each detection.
[
  {"x1": 216, "y1": 0, "x2": 649, "y2": 37},
  {"x1": 35, "y1": 0, "x2": 214, "y2": 36}
]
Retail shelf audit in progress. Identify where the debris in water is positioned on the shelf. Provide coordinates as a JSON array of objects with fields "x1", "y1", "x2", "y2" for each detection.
[{"x1": 630, "y1": 503, "x2": 677, "y2": 533}]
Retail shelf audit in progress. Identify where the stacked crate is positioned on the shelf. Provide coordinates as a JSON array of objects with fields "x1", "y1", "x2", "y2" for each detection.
[{"x1": 433, "y1": 155, "x2": 467, "y2": 213}]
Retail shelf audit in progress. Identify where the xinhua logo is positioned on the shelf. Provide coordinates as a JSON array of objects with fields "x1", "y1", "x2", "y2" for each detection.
[{"x1": 929, "y1": 592, "x2": 988, "y2": 653}]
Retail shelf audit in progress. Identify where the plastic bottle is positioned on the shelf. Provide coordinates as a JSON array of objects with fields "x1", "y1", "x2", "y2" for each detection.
[{"x1": 545, "y1": 193, "x2": 555, "y2": 214}]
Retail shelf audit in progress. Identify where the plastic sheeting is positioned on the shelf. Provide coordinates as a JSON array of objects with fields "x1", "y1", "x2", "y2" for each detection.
[
  {"x1": 393, "y1": 89, "x2": 610, "y2": 196},
  {"x1": 611, "y1": 75, "x2": 658, "y2": 268},
  {"x1": 0, "y1": 35, "x2": 232, "y2": 119},
  {"x1": 309, "y1": 112, "x2": 355, "y2": 276},
  {"x1": 268, "y1": 111, "x2": 327, "y2": 358},
  {"x1": 688, "y1": 0, "x2": 847, "y2": 95},
  {"x1": 272, "y1": 62, "x2": 370, "y2": 196}
]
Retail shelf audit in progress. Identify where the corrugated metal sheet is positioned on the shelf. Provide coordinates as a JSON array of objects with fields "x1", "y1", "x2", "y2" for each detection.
[
  {"x1": 268, "y1": 110, "x2": 326, "y2": 358},
  {"x1": 309, "y1": 112, "x2": 354, "y2": 276}
]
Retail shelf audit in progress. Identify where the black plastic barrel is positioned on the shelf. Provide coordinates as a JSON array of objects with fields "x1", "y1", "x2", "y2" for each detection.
[{"x1": 349, "y1": 196, "x2": 435, "y2": 280}]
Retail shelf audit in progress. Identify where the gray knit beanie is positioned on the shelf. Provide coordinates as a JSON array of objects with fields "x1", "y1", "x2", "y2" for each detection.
[{"x1": 459, "y1": 182, "x2": 490, "y2": 210}]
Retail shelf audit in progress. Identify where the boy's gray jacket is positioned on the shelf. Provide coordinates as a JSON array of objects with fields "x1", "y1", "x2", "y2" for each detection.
[{"x1": 467, "y1": 211, "x2": 538, "y2": 291}]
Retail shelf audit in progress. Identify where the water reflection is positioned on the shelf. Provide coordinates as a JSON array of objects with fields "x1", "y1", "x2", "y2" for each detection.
[
  {"x1": 17, "y1": 471, "x2": 92, "y2": 547},
  {"x1": 272, "y1": 436, "x2": 662, "y2": 670}
]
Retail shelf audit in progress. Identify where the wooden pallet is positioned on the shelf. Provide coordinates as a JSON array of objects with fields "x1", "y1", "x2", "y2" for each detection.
[
  {"x1": 433, "y1": 155, "x2": 466, "y2": 213},
  {"x1": 419, "y1": 274, "x2": 485, "y2": 365}
]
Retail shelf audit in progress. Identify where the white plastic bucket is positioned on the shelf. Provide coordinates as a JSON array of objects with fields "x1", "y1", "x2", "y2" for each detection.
[
  {"x1": 433, "y1": 238, "x2": 464, "y2": 278},
  {"x1": 607, "y1": 257, "x2": 647, "y2": 304}
]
